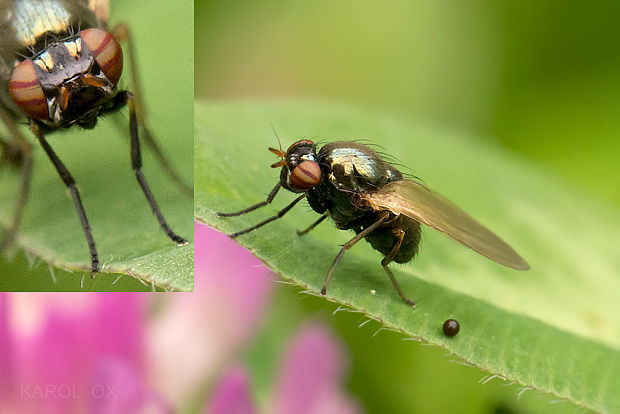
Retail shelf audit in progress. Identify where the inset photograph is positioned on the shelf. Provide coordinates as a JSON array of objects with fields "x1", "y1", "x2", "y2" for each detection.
[{"x1": 0, "y1": 0, "x2": 193, "y2": 291}]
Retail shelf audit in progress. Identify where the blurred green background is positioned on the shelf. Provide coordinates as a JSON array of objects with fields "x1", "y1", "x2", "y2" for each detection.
[{"x1": 195, "y1": 0, "x2": 618, "y2": 412}]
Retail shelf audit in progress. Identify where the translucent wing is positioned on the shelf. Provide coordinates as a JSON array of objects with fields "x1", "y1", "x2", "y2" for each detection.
[{"x1": 361, "y1": 180, "x2": 529, "y2": 270}]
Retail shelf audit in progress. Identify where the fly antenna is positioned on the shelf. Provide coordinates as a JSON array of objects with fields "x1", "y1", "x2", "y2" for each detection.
[
  {"x1": 270, "y1": 123, "x2": 284, "y2": 153},
  {"x1": 268, "y1": 124, "x2": 287, "y2": 167}
]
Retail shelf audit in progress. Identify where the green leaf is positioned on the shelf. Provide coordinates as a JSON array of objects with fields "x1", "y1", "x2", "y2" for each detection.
[
  {"x1": 0, "y1": 0, "x2": 193, "y2": 291},
  {"x1": 195, "y1": 100, "x2": 620, "y2": 412}
]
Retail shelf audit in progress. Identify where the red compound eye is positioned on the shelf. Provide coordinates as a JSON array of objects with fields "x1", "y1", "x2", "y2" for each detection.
[
  {"x1": 80, "y1": 28, "x2": 123, "y2": 85},
  {"x1": 9, "y1": 59, "x2": 49, "y2": 120},
  {"x1": 289, "y1": 160, "x2": 321, "y2": 190}
]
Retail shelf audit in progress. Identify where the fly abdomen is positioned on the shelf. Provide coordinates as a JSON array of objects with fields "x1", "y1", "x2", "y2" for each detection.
[
  {"x1": 394, "y1": 216, "x2": 422, "y2": 263},
  {"x1": 363, "y1": 215, "x2": 421, "y2": 263}
]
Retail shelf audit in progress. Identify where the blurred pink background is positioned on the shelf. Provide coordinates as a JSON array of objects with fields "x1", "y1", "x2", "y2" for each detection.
[{"x1": 0, "y1": 222, "x2": 357, "y2": 413}]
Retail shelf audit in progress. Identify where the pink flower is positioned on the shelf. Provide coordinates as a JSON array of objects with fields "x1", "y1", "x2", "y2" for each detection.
[
  {"x1": 0, "y1": 292, "x2": 167, "y2": 414},
  {"x1": 207, "y1": 322, "x2": 360, "y2": 414},
  {"x1": 147, "y1": 223, "x2": 273, "y2": 406},
  {"x1": 271, "y1": 323, "x2": 358, "y2": 414},
  {"x1": 0, "y1": 222, "x2": 275, "y2": 413},
  {"x1": 0, "y1": 222, "x2": 359, "y2": 413},
  {"x1": 207, "y1": 365, "x2": 256, "y2": 414},
  {"x1": 194, "y1": 222, "x2": 359, "y2": 413}
]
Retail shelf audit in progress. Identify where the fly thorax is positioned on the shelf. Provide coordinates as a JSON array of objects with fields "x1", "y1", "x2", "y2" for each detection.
[{"x1": 323, "y1": 147, "x2": 387, "y2": 192}]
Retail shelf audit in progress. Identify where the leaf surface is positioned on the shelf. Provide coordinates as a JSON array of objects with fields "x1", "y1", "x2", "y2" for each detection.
[{"x1": 195, "y1": 100, "x2": 620, "y2": 412}]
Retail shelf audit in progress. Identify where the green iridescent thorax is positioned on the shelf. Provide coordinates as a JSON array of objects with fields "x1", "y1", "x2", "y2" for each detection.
[
  {"x1": 318, "y1": 141, "x2": 402, "y2": 193},
  {"x1": 12, "y1": 0, "x2": 72, "y2": 47},
  {"x1": 4, "y1": 0, "x2": 97, "y2": 52}
]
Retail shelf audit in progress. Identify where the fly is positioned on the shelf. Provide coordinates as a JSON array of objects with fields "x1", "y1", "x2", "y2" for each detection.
[
  {"x1": 0, "y1": 0, "x2": 189, "y2": 275},
  {"x1": 218, "y1": 140, "x2": 529, "y2": 307}
]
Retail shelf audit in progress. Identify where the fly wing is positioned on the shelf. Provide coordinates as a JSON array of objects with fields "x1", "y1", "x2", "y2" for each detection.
[{"x1": 361, "y1": 180, "x2": 529, "y2": 270}]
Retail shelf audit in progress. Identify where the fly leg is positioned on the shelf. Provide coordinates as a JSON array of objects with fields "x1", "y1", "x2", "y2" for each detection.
[
  {"x1": 0, "y1": 109, "x2": 32, "y2": 253},
  {"x1": 381, "y1": 229, "x2": 415, "y2": 307},
  {"x1": 30, "y1": 122, "x2": 99, "y2": 275},
  {"x1": 110, "y1": 22, "x2": 192, "y2": 196},
  {"x1": 217, "y1": 183, "x2": 281, "y2": 217},
  {"x1": 229, "y1": 194, "x2": 306, "y2": 238},
  {"x1": 321, "y1": 212, "x2": 388, "y2": 296},
  {"x1": 123, "y1": 92, "x2": 187, "y2": 246},
  {"x1": 297, "y1": 213, "x2": 328, "y2": 236}
]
